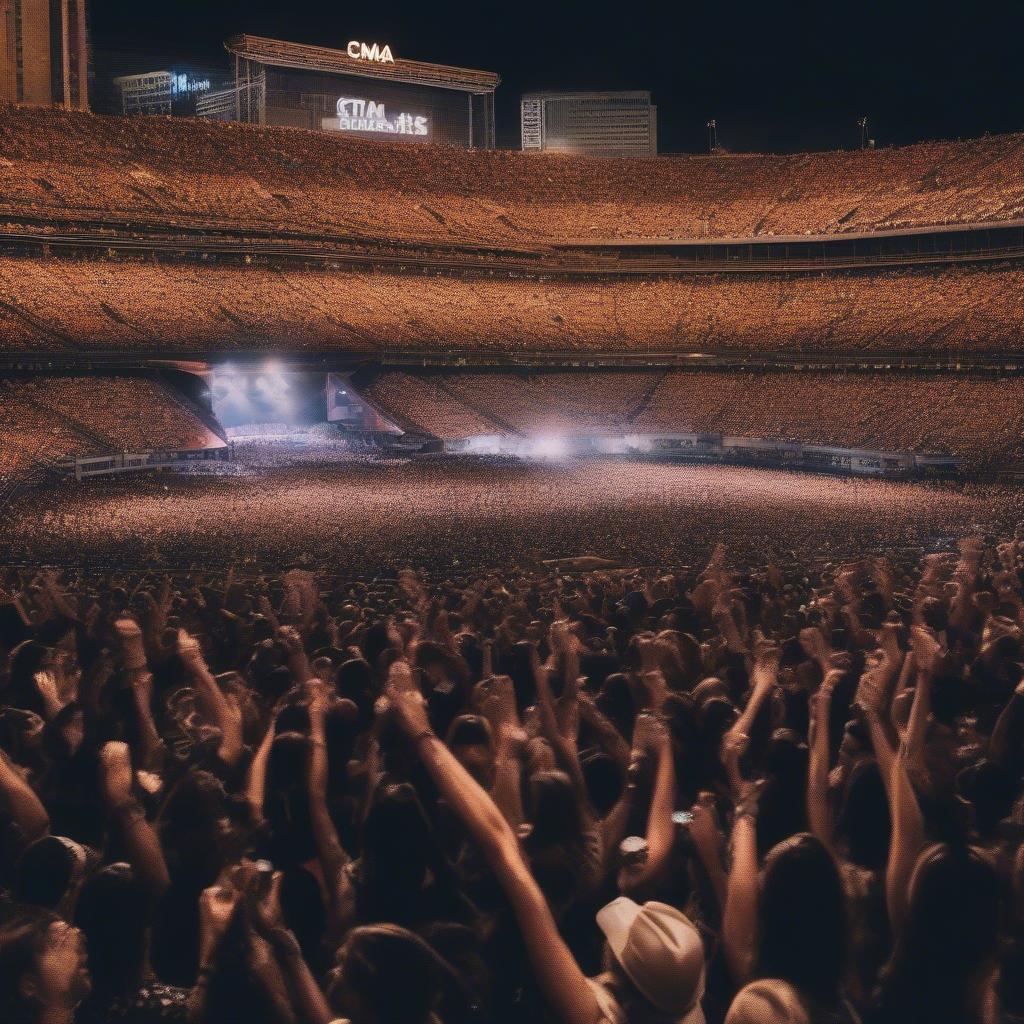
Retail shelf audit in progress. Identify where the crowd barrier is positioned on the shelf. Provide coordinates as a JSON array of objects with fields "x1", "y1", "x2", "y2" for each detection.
[{"x1": 443, "y1": 433, "x2": 963, "y2": 479}]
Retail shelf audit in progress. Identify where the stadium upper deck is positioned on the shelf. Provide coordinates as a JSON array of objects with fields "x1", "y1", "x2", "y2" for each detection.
[
  {"x1": 1, "y1": 106, "x2": 1023, "y2": 248},
  {"x1": 1, "y1": 256, "x2": 1023, "y2": 358}
]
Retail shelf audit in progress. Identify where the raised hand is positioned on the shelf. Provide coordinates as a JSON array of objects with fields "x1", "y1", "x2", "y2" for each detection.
[
  {"x1": 909, "y1": 624, "x2": 942, "y2": 676},
  {"x1": 752, "y1": 632, "x2": 781, "y2": 677},
  {"x1": 854, "y1": 664, "x2": 889, "y2": 718},
  {"x1": 799, "y1": 625, "x2": 831, "y2": 666},
  {"x1": 115, "y1": 617, "x2": 148, "y2": 670},
  {"x1": 479, "y1": 675, "x2": 526, "y2": 750},
  {"x1": 245, "y1": 867, "x2": 286, "y2": 938},
  {"x1": 32, "y1": 670, "x2": 65, "y2": 721},
  {"x1": 199, "y1": 884, "x2": 241, "y2": 965},
  {"x1": 549, "y1": 618, "x2": 576, "y2": 655},
  {"x1": 386, "y1": 661, "x2": 430, "y2": 737},
  {"x1": 632, "y1": 710, "x2": 669, "y2": 756},
  {"x1": 99, "y1": 740, "x2": 135, "y2": 806},
  {"x1": 176, "y1": 628, "x2": 205, "y2": 669},
  {"x1": 721, "y1": 729, "x2": 750, "y2": 798},
  {"x1": 809, "y1": 668, "x2": 843, "y2": 746}
]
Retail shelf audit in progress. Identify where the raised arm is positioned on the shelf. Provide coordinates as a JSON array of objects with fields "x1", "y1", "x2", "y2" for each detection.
[
  {"x1": 0, "y1": 747, "x2": 49, "y2": 841},
  {"x1": 99, "y1": 741, "x2": 170, "y2": 900},
  {"x1": 306, "y1": 683, "x2": 352, "y2": 925},
  {"x1": 851, "y1": 652, "x2": 901, "y2": 809},
  {"x1": 625, "y1": 712, "x2": 676, "y2": 889},
  {"x1": 476, "y1": 674, "x2": 527, "y2": 830},
  {"x1": 387, "y1": 661, "x2": 601, "y2": 1024},
  {"x1": 948, "y1": 537, "x2": 984, "y2": 635},
  {"x1": 721, "y1": 732, "x2": 760, "y2": 988},
  {"x1": 885, "y1": 739, "x2": 925, "y2": 937},
  {"x1": 246, "y1": 870, "x2": 333, "y2": 1024},
  {"x1": 807, "y1": 668, "x2": 842, "y2": 854},
  {"x1": 532, "y1": 643, "x2": 589, "y2": 807},
  {"x1": 576, "y1": 690, "x2": 632, "y2": 770},
  {"x1": 688, "y1": 792, "x2": 728, "y2": 913},
  {"x1": 989, "y1": 676, "x2": 1024, "y2": 766},
  {"x1": 904, "y1": 626, "x2": 940, "y2": 769},
  {"x1": 246, "y1": 705, "x2": 279, "y2": 826},
  {"x1": 278, "y1": 627, "x2": 314, "y2": 689},
  {"x1": 177, "y1": 630, "x2": 243, "y2": 768},
  {"x1": 727, "y1": 635, "x2": 781, "y2": 746}
]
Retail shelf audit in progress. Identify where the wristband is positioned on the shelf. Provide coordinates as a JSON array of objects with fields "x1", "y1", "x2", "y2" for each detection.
[
  {"x1": 414, "y1": 729, "x2": 436, "y2": 746},
  {"x1": 735, "y1": 800, "x2": 759, "y2": 821}
]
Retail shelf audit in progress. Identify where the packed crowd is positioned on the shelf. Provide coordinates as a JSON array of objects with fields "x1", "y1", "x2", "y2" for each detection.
[
  {"x1": 0, "y1": 377, "x2": 225, "y2": 480},
  {"x1": 3, "y1": 255, "x2": 1024, "y2": 358},
  {"x1": 2, "y1": 534, "x2": 1024, "y2": 1024},
  {"x1": 0, "y1": 387, "x2": 95, "y2": 480},
  {"x1": 3, "y1": 445, "x2": 1021, "y2": 573},
  {"x1": 2, "y1": 107, "x2": 1023, "y2": 245},
  {"x1": 361, "y1": 369, "x2": 1024, "y2": 468}
]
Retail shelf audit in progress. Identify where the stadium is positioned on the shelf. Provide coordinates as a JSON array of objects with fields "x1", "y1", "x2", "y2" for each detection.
[
  {"x1": 1, "y1": 105, "x2": 1024, "y2": 569},
  {"x1": 4, "y1": 7, "x2": 1024, "y2": 1024}
]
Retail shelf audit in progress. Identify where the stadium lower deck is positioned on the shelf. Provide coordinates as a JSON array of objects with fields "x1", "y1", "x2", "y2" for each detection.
[{"x1": 3, "y1": 436, "x2": 1020, "y2": 574}]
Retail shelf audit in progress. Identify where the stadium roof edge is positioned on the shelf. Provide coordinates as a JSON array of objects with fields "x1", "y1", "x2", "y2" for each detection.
[{"x1": 224, "y1": 33, "x2": 501, "y2": 94}]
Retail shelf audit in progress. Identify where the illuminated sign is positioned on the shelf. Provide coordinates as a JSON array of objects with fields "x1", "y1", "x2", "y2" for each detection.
[
  {"x1": 325, "y1": 97, "x2": 428, "y2": 136},
  {"x1": 346, "y1": 41, "x2": 395, "y2": 64},
  {"x1": 170, "y1": 73, "x2": 211, "y2": 95}
]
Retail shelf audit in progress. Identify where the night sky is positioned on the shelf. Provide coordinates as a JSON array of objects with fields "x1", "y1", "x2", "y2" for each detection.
[{"x1": 89, "y1": 0, "x2": 1024, "y2": 154}]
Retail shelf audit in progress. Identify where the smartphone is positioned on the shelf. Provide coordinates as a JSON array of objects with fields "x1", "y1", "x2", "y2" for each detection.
[{"x1": 254, "y1": 859, "x2": 274, "y2": 898}]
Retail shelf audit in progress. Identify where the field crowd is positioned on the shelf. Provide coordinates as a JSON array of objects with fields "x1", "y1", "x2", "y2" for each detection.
[{"x1": 3, "y1": 446, "x2": 1021, "y2": 573}]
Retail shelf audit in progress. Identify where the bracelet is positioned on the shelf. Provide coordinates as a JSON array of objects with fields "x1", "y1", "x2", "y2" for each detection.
[{"x1": 414, "y1": 729, "x2": 436, "y2": 746}]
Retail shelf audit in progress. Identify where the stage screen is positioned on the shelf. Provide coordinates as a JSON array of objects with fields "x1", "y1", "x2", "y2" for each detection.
[{"x1": 265, "y1": 66, "x2": 480, "y2": 147}]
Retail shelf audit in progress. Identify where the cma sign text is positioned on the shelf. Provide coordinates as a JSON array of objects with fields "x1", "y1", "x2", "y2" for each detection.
[
  {"x1": 328, "y1": 97, "x2": 428, "y2": 136},
  {"x1": 347, "y1": 41, "x2": 395, "y2": 64}
]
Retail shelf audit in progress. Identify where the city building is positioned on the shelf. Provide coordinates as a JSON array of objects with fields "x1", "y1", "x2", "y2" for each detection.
[
  {"x1": 88, "y1": 46, "x2": 231, "y2": 118},
  {"x1": 0, "y1": 0, "x2": 88, "y2": 108},
  {"x1": 521, "y1": 90, "x2": 657, "y2": 158},
  {"x1": 215, "y1": 34, "x2": 500, "y2": 148}
]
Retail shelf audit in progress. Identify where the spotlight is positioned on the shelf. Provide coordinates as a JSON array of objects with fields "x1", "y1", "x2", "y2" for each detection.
[{"x1": 533, "y1": 436, "x2": 568, "y2": 459}]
